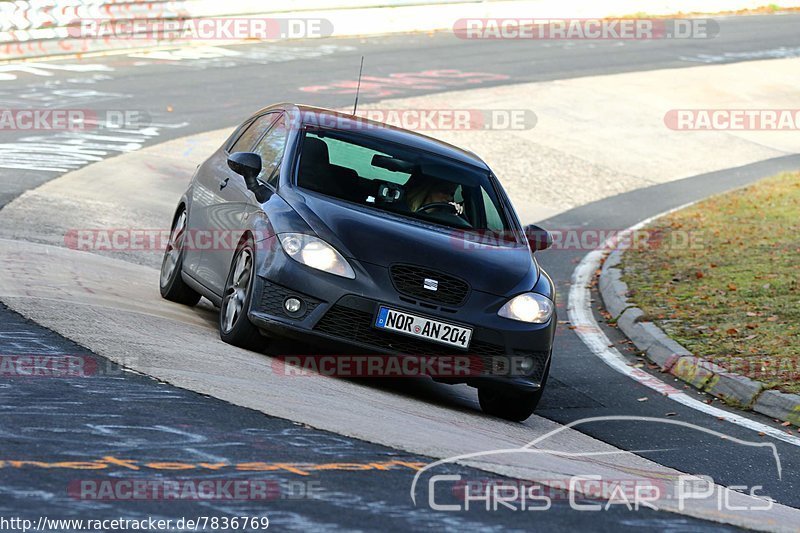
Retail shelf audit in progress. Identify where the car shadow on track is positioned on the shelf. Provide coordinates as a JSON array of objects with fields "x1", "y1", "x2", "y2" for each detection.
[{"x1": 256, "y1": 333, "x2": 485, "y2": 416}]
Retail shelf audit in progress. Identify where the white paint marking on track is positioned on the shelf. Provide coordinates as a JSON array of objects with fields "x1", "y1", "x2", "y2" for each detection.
[
  {"x1": 126, "y1": 44, "x2": 356, "y2": 67},
  {"x1": 568, "y1": 203, "x2": 800, "y2": 447},
  {"x1": 0, "y1": 62, "x2": 113, "y2": 82},
  {"x1": 680, "y1": 45, "x2": 800, "y2": 64},
  {"x1": 0, "y1": 123, "x2": 188, "y2": 172}
]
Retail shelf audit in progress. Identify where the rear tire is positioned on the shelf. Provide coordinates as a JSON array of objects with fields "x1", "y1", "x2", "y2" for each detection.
[
  {"x1": 219, "y1": 237, "x2": 264, "y2": 350},
  {"x1": 478, "y1": 358, "x2": 550, "y2": 422},
  {"x1": 159, "y1": 207, "x2": 201, "y2": 306}
]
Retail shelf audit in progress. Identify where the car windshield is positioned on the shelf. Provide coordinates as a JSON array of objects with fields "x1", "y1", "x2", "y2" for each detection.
[{"x1": 295, "y1": 128, "x2": 512, "y2": 232}]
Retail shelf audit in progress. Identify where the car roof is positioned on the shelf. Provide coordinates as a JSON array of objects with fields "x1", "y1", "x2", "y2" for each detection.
[{"x1": 255, "y1": 103, "x2": 491, "y2": 171}]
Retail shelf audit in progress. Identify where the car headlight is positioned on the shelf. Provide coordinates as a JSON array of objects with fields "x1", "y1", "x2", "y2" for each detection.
[
  {"x1": 279, "y1": 233, "x2": 355, "y2": 279},
  {"x1": 498, "y1": 292, "x2": 553, "y2": 324}
]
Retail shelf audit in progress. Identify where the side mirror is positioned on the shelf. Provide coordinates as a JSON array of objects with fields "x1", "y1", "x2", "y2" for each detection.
[
  {"x1": 228, "y1": 152, "x2": 262, "y2": 185},
  {"x1": 524, "y1": 224, "x2": 553, "y2": 251},
  {"x1": 227, "y1": 152, "x2": 270, "y2": 203}
]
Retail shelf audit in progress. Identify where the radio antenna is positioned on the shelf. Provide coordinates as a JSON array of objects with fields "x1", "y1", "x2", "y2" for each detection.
[{"x1": 352, "y1": 56, "x2": 364, "y2": 116}]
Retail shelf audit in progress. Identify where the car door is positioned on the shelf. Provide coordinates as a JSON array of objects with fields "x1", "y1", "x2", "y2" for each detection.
[{"x1": 185, "y1": 112, "x2": 279, "y2": 295}]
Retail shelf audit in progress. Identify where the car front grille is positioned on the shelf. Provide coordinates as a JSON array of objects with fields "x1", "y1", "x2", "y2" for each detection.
[
  {"x1": 389, "y1": 264, "x2": 470, "y2": 307},
  {"x1": 313, "y1": 296, "x2": 548, "y2": 381}
]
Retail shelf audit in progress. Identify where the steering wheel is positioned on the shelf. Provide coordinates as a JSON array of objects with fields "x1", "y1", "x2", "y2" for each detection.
[{"x1": 415, "y1": 202, "x2": 458, "y2": 214}]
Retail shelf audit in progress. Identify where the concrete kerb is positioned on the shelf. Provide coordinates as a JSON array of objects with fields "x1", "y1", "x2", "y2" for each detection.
[{"x1": 598, "y1": 239, "x2": 800, "y2": 426}]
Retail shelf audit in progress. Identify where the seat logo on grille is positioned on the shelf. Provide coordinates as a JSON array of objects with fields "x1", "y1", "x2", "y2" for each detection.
[{"x1": 423, "y1": 278, "x2": 439, "y2": 291}]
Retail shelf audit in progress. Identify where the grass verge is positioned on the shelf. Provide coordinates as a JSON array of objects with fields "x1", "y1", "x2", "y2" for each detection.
[{"x1": 622, "y1": 171, "x2": 800, "y2": 394}]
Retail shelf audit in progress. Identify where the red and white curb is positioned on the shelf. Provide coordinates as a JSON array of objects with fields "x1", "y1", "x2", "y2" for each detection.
[
  {"x1": 567, "y1": 204, "x2": 800, "y2": 447},
  {"x1": 600, "y1": 235, "x2": 800, "y2": 427}
]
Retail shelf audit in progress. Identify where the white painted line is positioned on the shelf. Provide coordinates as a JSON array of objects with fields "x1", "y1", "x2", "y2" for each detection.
[{"x1": 567, "y1": 203, "x2": 800, "y2": 447}]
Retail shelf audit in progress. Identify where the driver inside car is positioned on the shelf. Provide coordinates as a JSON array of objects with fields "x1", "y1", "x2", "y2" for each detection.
[{"x1": 406, "y1": 178, "x2": 458, "y2": 213}]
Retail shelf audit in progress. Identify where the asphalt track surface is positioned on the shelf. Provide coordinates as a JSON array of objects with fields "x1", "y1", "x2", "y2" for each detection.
[{"x1": 1, "y1": 14, "x2": 799, "y2": 531}]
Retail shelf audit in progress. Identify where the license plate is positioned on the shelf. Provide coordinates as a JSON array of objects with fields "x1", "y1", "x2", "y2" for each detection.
[{"x1": 374, "y1": 307, "x2": 472, "y2": 349}]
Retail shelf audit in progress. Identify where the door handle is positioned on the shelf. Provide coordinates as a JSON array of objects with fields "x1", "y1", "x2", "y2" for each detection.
[{"x1": 219, "y1": 177, "x2": 229, "y2": 190}]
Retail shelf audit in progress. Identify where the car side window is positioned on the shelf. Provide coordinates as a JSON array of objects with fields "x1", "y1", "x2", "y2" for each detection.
[
  {"x1": 481, "y1": 188, "x2": 505, "y2": 231},
  {"x1": 225, "y1": 118, "x2": 254, "y2": 152},
  {"x1": 229, "y1": 112, "x2": 278, "y2": 154},
  {"x1": 253, "y1": 114, "x2": 288, "y2": 187}
]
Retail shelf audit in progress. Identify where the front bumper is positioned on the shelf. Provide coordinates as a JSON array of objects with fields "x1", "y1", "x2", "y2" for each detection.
[{"x1": 248, "y1": 244, "x2": 555, "y2": 394}]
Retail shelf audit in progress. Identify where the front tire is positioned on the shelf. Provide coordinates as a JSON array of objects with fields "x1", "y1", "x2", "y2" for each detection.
[
  {"x1": 478, "y1": 358, "x2": 550, "y2": 422},
  {"x1": 159, "y1": 208, "x2": 201, "y2": 306},
  {"x1": 219, "y1": 237, "x2": 263, "y2": 350}
]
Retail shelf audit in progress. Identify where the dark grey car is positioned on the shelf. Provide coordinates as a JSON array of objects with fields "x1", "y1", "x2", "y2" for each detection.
[{"x1": 159, "y1": 103, "x2": 555, "y2": 421}]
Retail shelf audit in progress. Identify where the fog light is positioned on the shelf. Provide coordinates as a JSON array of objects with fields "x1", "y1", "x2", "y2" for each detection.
[
  {"x1": 284, "y1": 297, "x2": 302, "y2": 314},
  {"x1": 520, "y1": 357, "x2": 535, "y2": 373}
]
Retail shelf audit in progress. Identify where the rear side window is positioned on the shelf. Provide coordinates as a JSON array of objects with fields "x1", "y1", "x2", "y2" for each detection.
[{"x1": 229, "y1": 112, "x2": 278, "y2": 153}]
